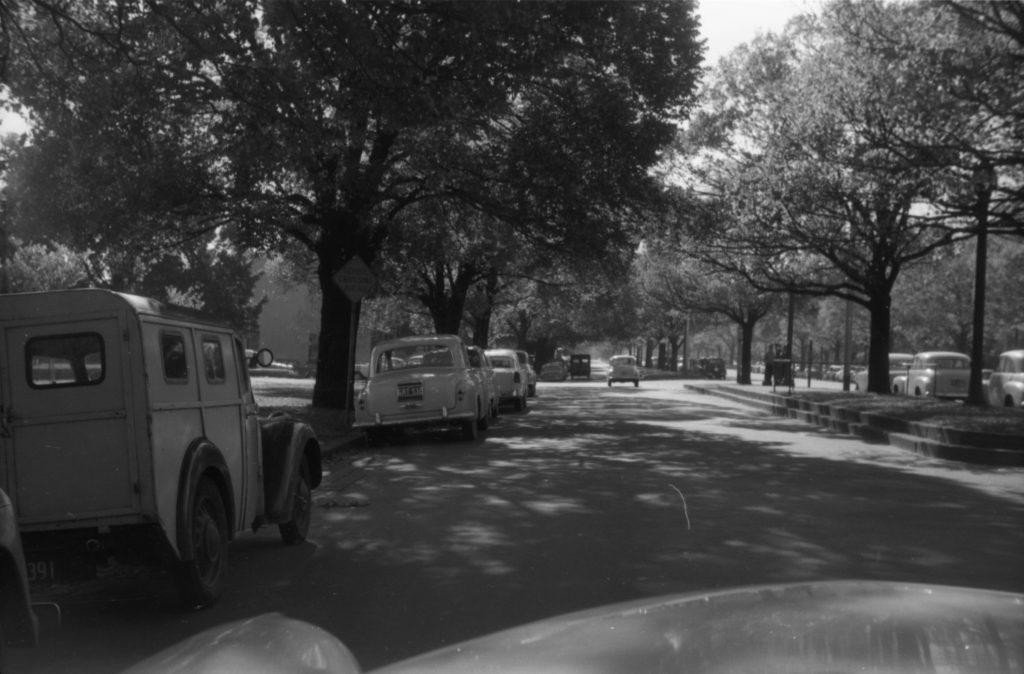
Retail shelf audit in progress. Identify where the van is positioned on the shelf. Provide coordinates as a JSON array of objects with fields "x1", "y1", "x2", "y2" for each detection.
[{"x1": 0, "y1": 289, "x2": 321, "y2": 607}]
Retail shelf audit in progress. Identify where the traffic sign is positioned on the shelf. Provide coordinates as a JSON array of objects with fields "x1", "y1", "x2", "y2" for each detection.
[{"x1": 332, "y1": 255, "x2": 376, "y2": 303}]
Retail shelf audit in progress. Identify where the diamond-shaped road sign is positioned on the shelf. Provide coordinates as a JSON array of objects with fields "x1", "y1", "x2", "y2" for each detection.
[{"x1": 332, "y1": 256, "x2": 376, "y2": 303}]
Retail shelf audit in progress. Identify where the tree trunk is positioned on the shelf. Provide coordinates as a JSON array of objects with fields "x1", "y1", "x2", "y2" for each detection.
[
  {"x1": 312, "y1": 270, "x2": 358, "y2": 410},
  {"x1": 866, "y1": 291, "x2": 892, "y2": 394},
  {"x1": 738, "y1": 319, "x2": 754, "y2": 385}
]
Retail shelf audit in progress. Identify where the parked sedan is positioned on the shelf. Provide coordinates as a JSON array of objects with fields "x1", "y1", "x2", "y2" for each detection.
[
  {"x1": 539, "y1": 359, "x2": 569, "y2": 382},
  {"x1": 853, "y1": 352, "x2": 914, "y2": 392},
  {"x1": 988, "y1": 349, "x2": 1024, "y2": 408},
  {"x1": 607, "y1": 354, "x2": 640, "y2": 387},
  {"x1": 354, "y1": 335, "x2": 489, "y2": 443},
  {"x1": 485, "y1": 349, "x2": 529, "y2": 411},
  {"x1": 892, "y1": 351, "x2": 970, "y2": 399},
  {"x1": 467, "y1": 345, "x2": 500, "y2": 421},
  {"x1": 516, "y1": 350, "x2": 538, "y2": 397}
]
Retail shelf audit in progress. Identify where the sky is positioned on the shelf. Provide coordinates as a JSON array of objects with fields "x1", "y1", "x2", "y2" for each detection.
[{"x1": 697, "y1": 0, "x2": 819, "y2": 64}]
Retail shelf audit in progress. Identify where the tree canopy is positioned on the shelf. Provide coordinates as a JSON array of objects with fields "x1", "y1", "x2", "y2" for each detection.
[{"x1": 4, "y1": 0, "x2": 704, "y2": 408}]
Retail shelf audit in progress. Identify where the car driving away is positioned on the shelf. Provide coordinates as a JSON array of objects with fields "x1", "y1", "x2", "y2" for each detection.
[
  {"x1": 354, "y1": 335, "x2": 489, "y2": 444},
  {"x1": 607, "y1": 354, "x2": 640, "y2": 387}
]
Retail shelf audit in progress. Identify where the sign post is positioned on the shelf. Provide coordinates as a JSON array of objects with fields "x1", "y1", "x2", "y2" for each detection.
[{"x1": 332, "y1": 256, "x2": 376, "y2": 424}]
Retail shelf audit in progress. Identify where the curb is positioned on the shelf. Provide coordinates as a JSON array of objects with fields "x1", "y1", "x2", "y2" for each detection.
[{"x1": 685, "y1": 383, "x2": 1024, "y2": 467}]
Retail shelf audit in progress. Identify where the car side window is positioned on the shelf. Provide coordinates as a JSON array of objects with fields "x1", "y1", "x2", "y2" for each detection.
[
  {"x1": 468, "y1": 349, "x2": 482, "y2": 368},
  {"x1": 161, "y1": 331, "x2": 189, "y2": 383}
]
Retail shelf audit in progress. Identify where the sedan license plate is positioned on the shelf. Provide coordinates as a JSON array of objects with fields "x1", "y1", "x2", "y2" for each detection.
[
  {"x1": 397, "y1": 382, "x2": 423, "y2": 402},
  {"x1": 949, "y1": 378, "x2": 965, "y2": 389}
]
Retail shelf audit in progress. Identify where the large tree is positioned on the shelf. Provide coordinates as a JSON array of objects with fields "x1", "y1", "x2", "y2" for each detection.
[
  {"x1": 6, "y1": 1, "x2": 703, "y2": 409},
  {"x1": 674, "y1": 0, "x2": 1021, "y2": 394}
]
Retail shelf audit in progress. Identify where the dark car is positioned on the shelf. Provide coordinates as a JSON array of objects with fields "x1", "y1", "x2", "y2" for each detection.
[
  {"x1": 569, "y1": 353, "x2": 591, "y2": 380},
  {"x1": 699, "y1": 357, "x2": 727, "y2": 380}
]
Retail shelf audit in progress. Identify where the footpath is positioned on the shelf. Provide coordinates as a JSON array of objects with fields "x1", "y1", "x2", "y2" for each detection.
[{"x1": 684, "y1": 381, "x2": 1024, "y2": 467}]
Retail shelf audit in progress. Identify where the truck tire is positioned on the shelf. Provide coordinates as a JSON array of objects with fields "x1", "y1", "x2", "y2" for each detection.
[
  {"x1": 279, "y1": 460, "x2": 312, "y2": 545},
  {"x1": 175, "y1": 477, "x2": 228, "y2": 608}
]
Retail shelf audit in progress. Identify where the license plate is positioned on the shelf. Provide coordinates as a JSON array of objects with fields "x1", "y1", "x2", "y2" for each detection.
[
  {"x1": 24, "y1": 553, "x2": 63, "y2": 585},
  {"x1": 949, "y1": 378, "x2": 965, "y2": 388},
  {"x1": 397, "y1": 383, "x2": 423, "y2": 402}
]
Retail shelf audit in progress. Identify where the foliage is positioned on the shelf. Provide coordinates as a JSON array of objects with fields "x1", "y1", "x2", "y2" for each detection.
[
  {"x1": 671, "y1": 0, "x2": 1021, "y2": 393},
  {"x1": 4, "y1": 0, "x2": 704, "y2": 409},
  {"x1": 6, "y1": 238, "x2": 86, "y2": 291}
]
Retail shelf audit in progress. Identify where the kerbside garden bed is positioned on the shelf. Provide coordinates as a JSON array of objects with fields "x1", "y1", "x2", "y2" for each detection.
[{"x1": 771, "y1": 390, "x2": 1023, "y2": 452}]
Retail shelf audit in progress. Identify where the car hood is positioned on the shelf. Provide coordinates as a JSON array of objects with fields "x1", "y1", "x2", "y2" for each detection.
[{"x1": 122, "y1": 581, "x2": 1024, "y2": 674}]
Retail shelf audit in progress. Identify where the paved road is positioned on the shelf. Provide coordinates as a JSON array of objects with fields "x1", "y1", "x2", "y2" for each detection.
[{"x1": 9, "y1": 379, "x2": 1024, "y2": 672}]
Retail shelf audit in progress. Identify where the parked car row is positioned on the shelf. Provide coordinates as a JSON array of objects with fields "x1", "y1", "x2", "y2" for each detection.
[
  {"x1": 353, "y1": 336, "x2": 541, "y2": 445},
  {"x1": 849, "y1": 349, "x2": 1022, "y2": 408}
]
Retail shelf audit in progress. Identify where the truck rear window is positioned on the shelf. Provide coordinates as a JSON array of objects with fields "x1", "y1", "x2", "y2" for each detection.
[{"x1": 27, "y1": 333, "x2": 105, "y2": 388}]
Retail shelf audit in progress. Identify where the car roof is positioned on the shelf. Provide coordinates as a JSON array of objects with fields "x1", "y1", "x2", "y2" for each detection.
[
  {"x1": 914, "y1": 351, "x2": 969, "y2": 359},
  {"x1": 372, "y1": 334, "x2": 462, "y2": 350}
]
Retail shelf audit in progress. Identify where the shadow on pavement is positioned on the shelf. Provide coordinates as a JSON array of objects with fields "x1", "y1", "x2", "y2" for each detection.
[{"x1": 11, "y1": 382, "x2": 1024, "y2": 673}]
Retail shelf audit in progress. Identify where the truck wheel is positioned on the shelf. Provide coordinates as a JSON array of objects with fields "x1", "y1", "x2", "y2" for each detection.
[
  {"x1": 279, "y1": 460, "x2": 312, "y2": 545},
  {"x1": 176, "y1": 477, "x2": 228, "y2": 608}
]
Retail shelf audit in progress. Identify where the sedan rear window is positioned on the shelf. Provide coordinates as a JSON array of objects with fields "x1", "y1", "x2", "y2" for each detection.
[{"x1": 374, "y1": 345, "x2": 455, "y2": 373}]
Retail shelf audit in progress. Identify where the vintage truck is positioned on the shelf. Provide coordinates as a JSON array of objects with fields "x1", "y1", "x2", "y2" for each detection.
[{"x1": 0, "y1": 289, "x2": 321, "y2": 608}]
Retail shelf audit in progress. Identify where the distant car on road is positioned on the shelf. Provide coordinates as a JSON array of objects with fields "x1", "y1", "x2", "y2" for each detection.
[
  {"x1": 853, "y1": 352, "x2": 914, "y2": 392},
  {"x1": 485, "y1": 349, "x2": 529, "y2": 411},
  {"x1": 569, "y1": 353, "x2": 591, "y2": 380},
  {"x1": 516, "y1": 350, "x2": 538, "y2": 397},
  {"x1": 355, "y1": 335, "x2": 490, "y2": 443},
  {"x1": 698, "y1": 357, "x2": 727, "y2": 380},
  {"x1": 988, "y1": 349, "x2": 1024, "y2": 408},
  {"x1": 607, "y1": 355, "x2": 640, "y2": 387},
  {"x1": 892, "y1": 351, "x2": 970, "y2": 399}
]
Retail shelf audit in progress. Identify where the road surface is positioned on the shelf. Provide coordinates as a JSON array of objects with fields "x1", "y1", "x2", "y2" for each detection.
[{"x1": 9, "y1": 378, "x2": 1024, "y2": 672}]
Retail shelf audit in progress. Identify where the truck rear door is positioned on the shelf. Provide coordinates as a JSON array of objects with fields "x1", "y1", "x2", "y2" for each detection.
[{"x1": 0, "y1": 315, "x2": 137, "y2": 526}]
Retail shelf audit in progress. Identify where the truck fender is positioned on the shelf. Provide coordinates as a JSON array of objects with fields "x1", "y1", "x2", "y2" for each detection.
[
  {"x1": 260, "y1": 416, "x2": 321, "y2": 522},
  {"x1": 176, "y1": 440, "x2": 236, "y2": 559},
  {"x1": 0, "y1": 489, "x2": 38, "y2": 649}
]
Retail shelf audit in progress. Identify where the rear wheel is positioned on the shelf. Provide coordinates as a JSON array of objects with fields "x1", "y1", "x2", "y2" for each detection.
[
  {"x1": 462, "y1": 412, "x2": 480, "y2": 441},
  {"x1": 279, "y1": 460, "x2": 312, "y2": 545},
  {"x1": 476, "y1": 401, "x2": 489, "y2": 432},
  {"x1": 175, "y1": 477, "x2": 228, "y2": 609}
]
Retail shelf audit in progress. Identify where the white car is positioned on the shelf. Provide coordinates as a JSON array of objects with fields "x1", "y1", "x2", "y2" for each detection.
[
  {"x1": 607, "y1": 355, "x2": 640, "y2": 387},
  {"x1": 891, "y1": 351, "x2": 970, "y2": 399},
  {"x1": 853, "y1": 352, "x2": 914, "y2": 392},
  {"x1": 354, "y1": 335, "x2": 489, "y2": 443},
  {"x1": 516, "y1": 350, "x2": 538, "y2": 397},
  {"x1": 467, "y1": 345, "x2": 500, "y2": 420},
  {"x1": 987, "y1": 349, "x2": 1024, "y2": 408},
  {"x1": 485, "y1": 349, "x2": 529, "y2": 411}
]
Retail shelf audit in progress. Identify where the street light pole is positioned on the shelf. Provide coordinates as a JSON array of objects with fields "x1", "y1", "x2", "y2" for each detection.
[{"x1": 966, "y1": 163, "x2": 996, "y2": 406}]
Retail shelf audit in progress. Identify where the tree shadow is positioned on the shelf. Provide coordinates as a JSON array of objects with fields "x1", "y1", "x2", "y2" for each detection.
[{"x1": 12, "y1": 383, "x2": 1023, "y2": 673}]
